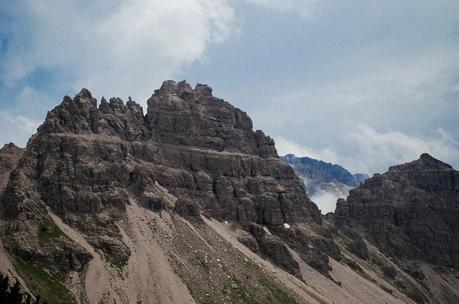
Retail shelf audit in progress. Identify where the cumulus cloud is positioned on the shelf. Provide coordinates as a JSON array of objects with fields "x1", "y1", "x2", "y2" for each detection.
[
  {"x1": 1, "y1": 0, "x2": 235, "y2": 102},
  {"x1": 244, "y1": 0, "x2": 321, "y2": 17}
]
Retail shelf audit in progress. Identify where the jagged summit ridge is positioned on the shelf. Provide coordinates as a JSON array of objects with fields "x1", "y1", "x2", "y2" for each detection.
[
  {"x1": 388, "y1": 152, "x2": 454, "y2": 172},
  {"x1": 40, "y1": 81, "x2": 277, "y2": 158},
  {"x1": 1, "y1": 82, "x2": 324, "y2": 293}
]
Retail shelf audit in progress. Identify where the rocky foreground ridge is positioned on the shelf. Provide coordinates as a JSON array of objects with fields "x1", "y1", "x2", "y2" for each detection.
[{"x1": 0, "y1": 81, "x2": 458, "y2": 304}]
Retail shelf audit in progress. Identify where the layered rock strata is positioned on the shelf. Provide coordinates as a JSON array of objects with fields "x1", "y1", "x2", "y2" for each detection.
[
  {"x1": 335, "y1": 153, "x2": 459, "y2": 268},
  {"x1": 1, "y1": 81, "x2": 324, "y2": 280}
]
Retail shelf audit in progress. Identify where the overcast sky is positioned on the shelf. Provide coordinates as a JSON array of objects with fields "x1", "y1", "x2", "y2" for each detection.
[{"x1": 1, "y1": 0, "x2": 458, "y2": 175}]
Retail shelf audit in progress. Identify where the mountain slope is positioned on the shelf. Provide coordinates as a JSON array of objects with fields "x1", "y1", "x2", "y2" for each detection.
[
  {"x1": 0, "y1": 82, "x2": 330, "y2": 303},
  {"x1": 0, "y1": 82, "x2": 457, "y2": 304}
]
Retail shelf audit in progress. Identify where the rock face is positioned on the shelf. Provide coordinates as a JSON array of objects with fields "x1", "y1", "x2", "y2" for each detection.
[
  {"x1": 1, "y1": 81, "x2": 323, "y2": 281},
  {"x1": 32, "y1": 82, "x2": 321, "y2": 228},
  {"x1": 335, "y1": 153, "x2": 459, "y2": 267},
  {"x1": 0, "y1": 143, "x2": 24, "y2": 191},
  {"x1": 2, "y1": 82, "x2": 458, "y2": 304}
]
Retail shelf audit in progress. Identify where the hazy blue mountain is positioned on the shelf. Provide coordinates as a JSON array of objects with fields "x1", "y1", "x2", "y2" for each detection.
[{"x1": 281, "y1": 154, "x2": 368, "y2": 213}]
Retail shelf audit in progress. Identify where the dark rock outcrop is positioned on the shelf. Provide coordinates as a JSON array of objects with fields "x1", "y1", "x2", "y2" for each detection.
[
  {"x1": 241, "y1": 223, "x2": 302, "y2": 278},
  {"x1": 1, "y1": 81, "x2": 324, "y2": 278},
  {"x1": 335, "y1": 153, "x2": 459, "y2": 267},
  {"x1": 0, "y1": 143, "x2": 24, "y2": 191}
]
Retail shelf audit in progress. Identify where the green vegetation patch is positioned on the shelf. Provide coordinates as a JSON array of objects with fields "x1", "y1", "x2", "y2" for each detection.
[
  {"x1": 382, "y1": 265, "x2": 397, "y2": 278},
  {"x1": 221, "y1": 277, "x2": 257, "y2": 304},
  {"x1": 37, "y1": 218, "x2": 67, "y2": 243},
  {"x1": 259, "y1": 276, "x2": 297, "y2": 304},
  {"x1": 105, "y1": 253, "x2": 126, "y2": 274},
  {"x1": 395, "y1": 279, "x2": 427, "y2": 304},
  {"x1": 193, "y1": 257, "x2": 210, "y2": 272},
  {"x1": 14, "y1": 256, "x2": 75, "y2": 304}
]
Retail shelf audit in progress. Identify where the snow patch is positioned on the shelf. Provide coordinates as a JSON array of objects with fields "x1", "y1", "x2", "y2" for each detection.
[{"x1": 262, "y1": 226, "x2": 272, "y2": 235}]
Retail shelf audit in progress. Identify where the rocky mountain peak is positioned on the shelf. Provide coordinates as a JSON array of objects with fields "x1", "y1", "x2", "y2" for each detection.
[
  {"x1": 146, "y1": 80, "x2": 276, "y2": 157},
  {"x1": 38, "y1": 81, "x2": 276, "y2": 158},
  {"x1": 195, "y1": 83, "x2": 213, "y2": 96},
  {"x1": 418, "y1": 152, "x2": 453, "y2": 169},
  {"x1": 76, "y1": 87, "x2": 93, "y2": 99},
  {"x1": 387, "y1": 153, "x2": 453, "y2": 173},
  {"x1": 1, "y1": 142, "x2": 21, "y2": 152},
  {"x1": 335, "y1": 153, "x2": 459, "y2": 267},
  {"x1": 1, "y1": 83, "x2": 328, "y2": 291},
  {"x1": 154, "y1": 80, "x2": 213, "y2": 98}
]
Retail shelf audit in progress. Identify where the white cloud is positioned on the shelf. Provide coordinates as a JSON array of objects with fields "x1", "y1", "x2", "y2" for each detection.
[
  {"x1": 275, "y1": 126, "x2": 459, "y2": 174},
  {"x1": 244, "y1": 0, "x2": 321, "y2": 17},
  {"x1": 0, "y1": 86, "x2": 55, "y2": 146},
  {"x1": 275, "y1": 136, "x2": 339, "y2": 163},
  {"x1": 310, "y1": 190, "x2": 345, "y2": 214},
  {"x1": 254, "y1": 44, "x2": 459, "y2": 174},
  {"x1": 1, "y1": 0, "x2": 235, "y2": 102},
  {"x1": 349, "y1": 125, "x2": 459, "y2": 173},
  {"x1": 0, "y1": 0, "x2": 235, "y2": 146},
  {"x1": 0, "y1": 111, "x2": 41, "y2": 147}
]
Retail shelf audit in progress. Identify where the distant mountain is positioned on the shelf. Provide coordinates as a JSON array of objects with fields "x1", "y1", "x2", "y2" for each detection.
[
  {"x1": 352, "y1": 173, "x2": 368, "y2": 185},
  {"x1": 281, "y1": 154, "x2": 368, "y2": 213}
]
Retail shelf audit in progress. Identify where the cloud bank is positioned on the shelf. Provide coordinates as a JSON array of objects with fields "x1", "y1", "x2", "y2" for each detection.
[
  {"x1": 275, "y1": 125, "x2": 459, "y2": 174},
  {"x1": 1, "y1": 0, "x2": 235, "y2": 101}
]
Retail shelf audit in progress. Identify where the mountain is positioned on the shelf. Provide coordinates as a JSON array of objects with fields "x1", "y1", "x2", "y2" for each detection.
[
  {"x1": 281, "y1": 154, "x2": 368, "y2": 213},
  {"x1": 0, "y1": 82, "x2": 329, "y2": 304},
  {"x1": 0, "y1": 81, "x2": 457, "y2": 304},
  {"x1": 335, "y1": 153, "x2": 459, "y2": 303}
]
